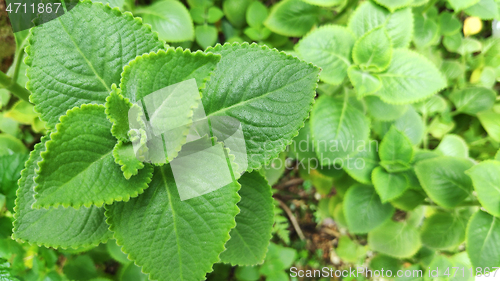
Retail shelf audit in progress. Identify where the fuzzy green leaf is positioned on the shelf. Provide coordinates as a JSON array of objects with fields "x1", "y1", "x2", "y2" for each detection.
[
  {"x1": 415, "y1": 156, "x2": 473, "y2": 208},
  {"x1": 106, "y1": 165, "x2": 241, "y2": 281},
  {"x1": 353, "y1": 26, "x2": 392, "y2": 72},
  {"x1": 105, "y1": 88, "x2": 133, "y2": 142},
  {"x1": 450, "y1": 87, "x2": 496, "y2": 115},
  {"x1": 295, "y1": 25, "x2": 355, "y2": 85},
  {"x1": 374, "y1": 50, "x2": 446, "y2": 105},
  {"x1": 420, "y1": 212, "x2": 466, "y2": 250},
  {"x1": 466, "y1": 211, "x2": 500, "y2": 269},
  {"x1": 119, "y1": 48, "x2": 220, "y2": 104},
  {"x1": 344, "y1": 185, "x2": 394, "y2": 234},
  {"x1": 264, "y1": 0, "x2": 320, "y2": 37},
  {"x1": 26, "y1": 1, "x2": 163, "y2": 128},
  {"x1": 113, "y1": 142, "x2": 145, "y2": 180},
  {"x1": 368, "y1": 220, "x2": 422, "y2": 258},
  {"x1": 379, "y1": 126, "x2": 414, "y2": 165},
  {"x1": 202, "y1": 43, "x2": 320, "y2": 170},
  {"x1": 372, "y1": 167, "x2": 408, "y2": 202},
  {"x1": 310, "y1": 95, "x2": 370, "y2": 165},
  {"x1": 33, "y1": 105, "x2": 153, "y2": 209},
  {"x1": 13, "y1": 138, "x2": 112, "y2": 248},
  {"x1": 466, "y1": 161, "x2": 500, "y2": 217},
  {"x1": 348, "y1": 1, "x2": 413, "y2": 48},
  {"x1": 220, "y1": 172, "x2": 274, "y2": 266},
  {"x1": 135, "y1": 0, "x2": 194, "y2": 42}
]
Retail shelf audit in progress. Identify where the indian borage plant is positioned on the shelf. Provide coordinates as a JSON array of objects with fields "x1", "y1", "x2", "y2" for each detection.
[
  {"x1": 279, "y1": 0, "x2": 500, "y2": 277},
  {"x1": 11, "y1": 1, "x2": 320, "y2": 281}
]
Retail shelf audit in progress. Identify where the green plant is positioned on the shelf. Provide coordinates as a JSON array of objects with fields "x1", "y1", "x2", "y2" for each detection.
[{"x1": 8, "y1": 2, "x2": 320, "y2": 281}]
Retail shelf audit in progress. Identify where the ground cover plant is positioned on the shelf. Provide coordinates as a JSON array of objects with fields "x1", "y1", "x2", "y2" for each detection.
[{"x1": 1, "y1": 0, "x2": 500, "y2": 280}]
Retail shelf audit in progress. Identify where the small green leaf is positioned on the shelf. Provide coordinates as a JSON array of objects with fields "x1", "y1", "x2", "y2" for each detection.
[
  {"x1": 13, "y1": 138, "x2": 112, "y2": 249},
  {"x1": 295, "y1": 25, "x2": 355, "y2": 85},
  {"x1": 207, "y1": 7, "x2": 224, "y2": 23},
  {"x1": 466, "y1": 160, "x2": 500, "y2": 217},
  {"x1": 438, "y1": 12, "x2": 461, "y2": 36},
  {"x1": 222, "y1": 0, "x2": 252, "y2": 28},
  {"x1": 246, "y1": 1, "x2": 268, "y2": 28},
  {"x1": 113, "y1": 141, "x2": 145, "y2": 180},
  {"x1": 379, "y1": 126, "x2": 414, "y2": 164},
  {"x1": 390, "y1": 189, "x2": 426, "y2": 211},
  {"x1": 195, "y1": 25, "x2": 218, "y2": 49},
  {"x1": 348, "y1": 1, "x2": 413, "y2": 48},
  {"x1": 466, "y1": 210, "x2": 500, "y2": 269},
  {"x1": 136, "y1": 0, "x2": 195, "y2": 42},
  {"x1": 264, "y1": 0, "x2": 320, "y2": 37},
  {"x1": 26, "y1": 1, "x2": 163, "y2": 128},
  {"x1": 106, "y1": 166, "x2": 241, "y2": 281},
  {"x1": 348, "y1": 66, "x2": 382, "y2": 97},
  {"x1": 436, "y1": 134, "x2": 469, "y2": 158},
  {"x1": 344, "y1": 185, "x2": 394, "y2": 234},
  {"x1": 370, "y1": 254, "x2": 401, "y2": 272},
  {"x1": 393, "y1": 107, "x2": 425, "y2": 145},
  {"x1": 365, "y1": 95, "x2": 408, "y2": 121},
  {"x1": 420, "y1": 212, "x2": 466, "y2": 250},
  {"x1": 379, "y1": 160, "x2": 412, "y2": 173},
  {"x1": 33, "y1": 105, "x2": 153, "y2": 209},
  {"x1": 415, "y1": 156, "x2": 473, "y2": 208},
  {"x1": 220, "y1": 172, "x2": 273, "y2": 266},
  {"x1": 372, "y1": 167, "x2": 408, "y2": 202},
  {"x1": 244, "y1": 26, "x2": 271, "y2": 41},
  {"x1": 353, "y1": 26, "x2": 392, "y2": 71},
  {"x1": 464, "y1": 0, "x2": 499, "y2": 19},
  {"x1": 105, "y1": 88, "x2": 132, "y2": 142},
  {"x1": 450, "y1": 87, "x2": 496, "y2": 115},
  {"x1": 203, "y1": 43, "x2": 320, "y2": 170},
  {"x1": 310, "y1": 95, "x2": 370, "y2": 165},
  {"x1": 368, "y1": 220, "x2": 422, "y2": 258},
  {"x1": 375, "y1": 49, "x2": 446, "y2": 105},
  {"x1": 336, "y1": 236, "x2": 366, "y2": 263}
]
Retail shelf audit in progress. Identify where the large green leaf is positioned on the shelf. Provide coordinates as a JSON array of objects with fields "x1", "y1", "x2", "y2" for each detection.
[
  {"x1": 310, "y1": 95, "x2": 370, "y2": 165},
  {"x1": 106, "y1": 165, "x2": 241, "y2": 281},
  {"x1": 466, "y1": 161, "x2": 500, "y2": 217},
  {"x1": 420, "y1": 212, "x2": 466, "y2": 249},
  {"x1": 26, "y1": 1, "x2": 163, "y2": 128},
  {"x1": 264, "y1": 0, "x2": 320, "y2": 37},
  {"x1": 33, "y1": 105, "x2": 153, "y2": 209},
  {"x1": 348, "y1": 1, "x2": 413, "y2": 48},
  {"x1": 449, "y1": 87, "x2": 496, "y2": 115},
  {"x1": 368, "y1": 220, "x2": 421, "y2": 258},
  {"x1": 466, "y1": 211, "x2": 500, "y2": 269},
  {"x1": 220, "y1": 172, "x2": 273, "y2": 266},
  {"x1": 13, "y1": 138, "x2": 112, "y2": 248},
  {"x1": 343, "y1": 141, "x2": 379, "y2": 184},
  {"x1": 365, "y1": 96, "x2": 408, "y2": 121},
  {"x1": 477, "y1": 108, "x2": 500, "y2": 142},
  {"x1": 464, "y1": 0, "x2": 499, "y2": 19},
  {"x1": 374, "y1": 50, "x2": 446, "y2": 104},
  {"x1": 202, "y1": 43, "x2": 320, "y2": 170},
  {"x1": 295, "y1": 25, "x2": 355, "y2": 85},
  {"x1": 436, "y1": 134, "x2": 469, "y2": 158},
  {"x1": 372, "y1": 167, "x2": 408, "y2": 202},
  {"x1": 135, "y1": 0, "x2": 194, "y2": 42},
  {"x1": 415, "y1": 156, "x2": 473, "y2": 208},
  {"x1": 343, "y1": 185, "x2": 394, "y2": 234}
]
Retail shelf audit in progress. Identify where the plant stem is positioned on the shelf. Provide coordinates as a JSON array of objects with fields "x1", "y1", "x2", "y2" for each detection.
[{"x1": 0, "y1": 71, "x2": 31, "y2": 103}]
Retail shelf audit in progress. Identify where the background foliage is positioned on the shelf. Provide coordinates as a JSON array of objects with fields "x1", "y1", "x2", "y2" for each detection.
[{"x1": 1, "y1": 0, "x2": 500, "y2": 279}]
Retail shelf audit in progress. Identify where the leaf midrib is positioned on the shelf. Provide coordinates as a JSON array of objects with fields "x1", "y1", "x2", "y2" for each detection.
[{"x1": 57, "y1": 18, "x2": 111, "y2": 92}]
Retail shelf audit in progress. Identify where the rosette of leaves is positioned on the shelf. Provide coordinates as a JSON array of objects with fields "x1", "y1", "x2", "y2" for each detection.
[{"x1": 12, "y1": 2, "x2": 320, "y2": 281}]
